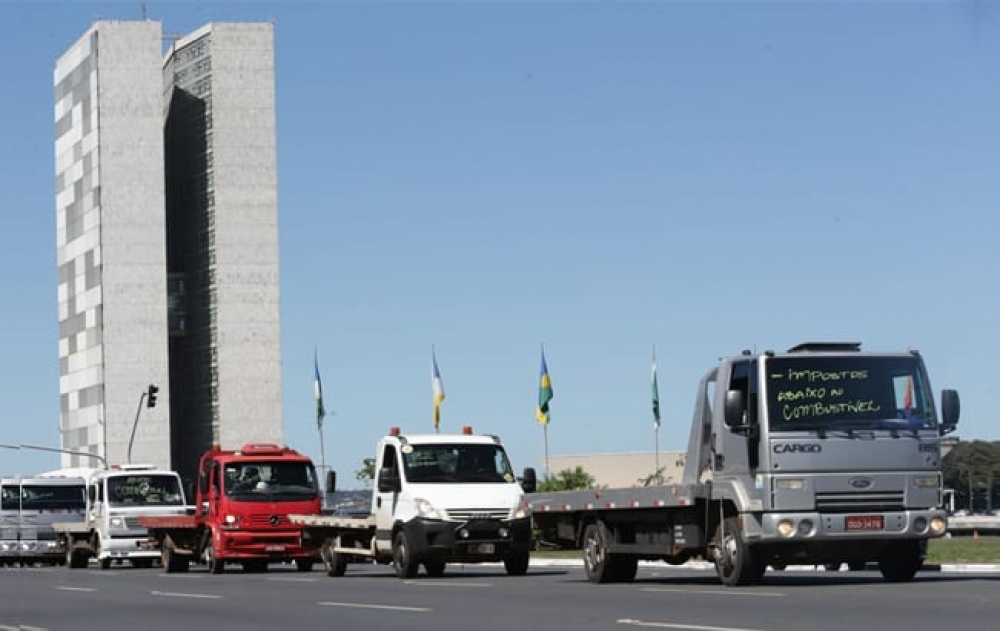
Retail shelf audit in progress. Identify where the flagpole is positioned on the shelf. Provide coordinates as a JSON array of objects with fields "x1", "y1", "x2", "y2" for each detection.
[{"x1": 543, "y1": 425, "x2": 550, "y2": 478}]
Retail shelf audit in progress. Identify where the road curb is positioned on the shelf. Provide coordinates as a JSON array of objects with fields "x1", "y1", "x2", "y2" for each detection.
[{"x1": 528, "y1": 558, "x2": 1000, "y2": 573}]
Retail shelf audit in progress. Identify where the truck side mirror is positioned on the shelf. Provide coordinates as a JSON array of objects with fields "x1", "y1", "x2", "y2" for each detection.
[
  {"x1": 325, "y1": 470, "x2": 336, "y2": 494},
  {"x1": 198, "y1": 470, "x2": 209, "y2": 496},
  {"x1": 520, "y1": 467, "x2": 537, "y2": 494},
  {"x1": 940, "y1": 389, "x2": 960, "y2": 434},
  {"x1": 377, "y1": 467, "x2": 401, "y2": 493},
  {"x1": 87, "y1": 485, "x2": 96, "y2": 503},
  {"x1": 724, "y1": 389, "x2": 746, "y2": 427}
]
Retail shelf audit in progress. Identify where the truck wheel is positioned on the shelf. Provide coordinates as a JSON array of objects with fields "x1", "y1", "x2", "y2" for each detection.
[
  {"x1": 878, "y1": 540, "x2": 922, "y2": 583},
  {"x1": 392, "y1": 530, "x2": 419, "y2": 579},
  {"x1": 99, "y1": 557, "x2": 112, "y2": 570},
  {"x1": 321, "y1": 540, "x2": 347, "y2": 577},
  {"x1": 583, "y1": 523, "x2": 634, "y2": 583},
  {"x1": 66, "y1": 546, "x2": 88, "y2": 569},
  {"x1": 423, "y1": 558, "x2": 446, "y2": 577},
  {"x1": 295, "y1": 559, "x2": 314, "y2": 572},
  {"x1": 503, "y1": 548, "x2": 530, "y2": 576},
  {"x1": 204, "y1": 542, "x2": 225, "y2": 575},
  {"x1": 712, "y1": 516, "x2": 762, "y2": 587}
]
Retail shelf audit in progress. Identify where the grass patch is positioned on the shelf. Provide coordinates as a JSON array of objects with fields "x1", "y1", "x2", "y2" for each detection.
[{"x1": 927, "y1": 536, "x2": 1000, "y2": 564}]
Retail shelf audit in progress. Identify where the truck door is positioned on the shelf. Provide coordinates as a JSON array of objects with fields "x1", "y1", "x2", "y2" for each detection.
[
  {"x1": 373, "y1": 444, "x2": 400, "y2": 554},
  {"x1": 715, "y1": 359, "x2": 764, "y2": 505}
]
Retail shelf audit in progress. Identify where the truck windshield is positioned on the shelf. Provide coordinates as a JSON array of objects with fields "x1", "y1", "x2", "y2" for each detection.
[
  {"x1": 402, "y1": 444, "x2": 516, "y2": 484},
  {"x1": 106, "y1": 474, "x2": 185, "y2": 507},
  {"x1": 765, "y1": 355, "x2": 938, "y2": 432},
  {"x1": 16, "y1": 484, "x2": 86, "y2": 511},
  {"x1": 223, "y1": 461, "x2": 319, "y2": 500}
]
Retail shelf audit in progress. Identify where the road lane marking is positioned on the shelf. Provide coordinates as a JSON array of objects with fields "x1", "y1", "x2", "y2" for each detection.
[
  {"x1": 266, "y1": 577, "x2": 318, "y2": 583},
  {"x1": 641, "y1": 587, "x2": 785, "y2": 598},
  {"x1": 403, "y1": 580, "x2": 492, "y2": 588},
  {"x1": 318, "y1": 601, "x2": 432, "y2": 612},
  {"x1": 56, "y1": 586, "x2": 98, "y2": 592},
  {"x1": 151, "y1": 591, "x2": 223, "y2": 600},
  {"x1": 618, "y1": 619, "x2": 765, "y2": 631},
  {"x1": 2, "y1": 626, "x2": 48, "y2": 631}
]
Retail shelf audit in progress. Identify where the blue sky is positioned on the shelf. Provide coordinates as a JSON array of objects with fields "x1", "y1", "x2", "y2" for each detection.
[{"x1": 2, "y1": 1, "x2": 998, "y2": 483}]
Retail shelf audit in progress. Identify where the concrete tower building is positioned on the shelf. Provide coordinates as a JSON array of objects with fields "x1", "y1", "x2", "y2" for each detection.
[{"x1": 53, "y1": 20, "x2": 282, "y2": 482}]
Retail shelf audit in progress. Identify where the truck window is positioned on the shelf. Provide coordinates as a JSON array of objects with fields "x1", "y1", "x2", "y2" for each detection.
[
  {"x1": 765, "y1": 356, "x2": 937, "y2": 432},
  {"x1": 19, "y1": 484, "x2": 86, "y2": 511},
  {"x1": 106, "y1": 474, "x2": 185, "y2": 507},
  {"x1": 402, "y1": 444, "x2": 515, "y2": 484},
  {"x1": 223, "y1": 462, "x2": 319, "y2": 500}
]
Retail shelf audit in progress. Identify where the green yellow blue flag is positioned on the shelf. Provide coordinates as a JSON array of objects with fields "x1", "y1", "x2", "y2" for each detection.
[{"x1": 536, "y1": 349, "x2": 553, "y2": 426}]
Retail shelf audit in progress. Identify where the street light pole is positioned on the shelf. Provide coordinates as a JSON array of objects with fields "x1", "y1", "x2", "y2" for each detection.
[{"x1": 19, "y1": 443, "x2": 108, "y2": 469}]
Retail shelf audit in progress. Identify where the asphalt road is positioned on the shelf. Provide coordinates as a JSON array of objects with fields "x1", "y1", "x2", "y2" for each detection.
[{"x1": 2, "y1": 561, "x2": 999, "y2": 631}]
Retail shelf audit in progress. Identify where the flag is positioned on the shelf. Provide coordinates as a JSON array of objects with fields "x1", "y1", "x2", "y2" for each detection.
[
  {"x1": 432, "y1": 348, "x2": 446, "y2": 430},
  {"x1": 652, "y1": 350, "x2": 661, "y2": 429},
  {"x1": 314, "y1": 350, "x2": 326, "y2": 430},
  {"x1": 903, "y1": 375, "x2": 913, "y2": 410},
  {"x1": 536, "y1": 349, "x2": 553, "y2": 426}
]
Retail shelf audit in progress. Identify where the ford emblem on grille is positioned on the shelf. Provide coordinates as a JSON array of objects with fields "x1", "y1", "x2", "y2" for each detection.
[
  {"x1": 849, "y1": 477, "x2": 873, "y2": 490},
  {"x1": 269, "y1": 515, "x2": 280, "y2": 526}
]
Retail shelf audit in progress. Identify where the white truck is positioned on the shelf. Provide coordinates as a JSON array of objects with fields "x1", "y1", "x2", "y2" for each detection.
[
  {"x1": 528, "y1": 342, "x2": 959, "y2": 586},
  {"x1": 0, "y1": 475, "x2": 86, "y2": 566},
  {"x1": 290, "y1": 426, "x2": 536, "y2": 578},
  {"x1": 50, "y1": 464, "x2": 189, "y2": 569}
]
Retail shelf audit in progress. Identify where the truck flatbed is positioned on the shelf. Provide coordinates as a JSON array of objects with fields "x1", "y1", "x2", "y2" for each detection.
[
  {"x1": 288, "y1": 513, "x2": 375, "y2": 530},
  {"x1": 137, "y1": 515, "x2": 201, "y2": 530},
  {"x1": 527, "y1": 483, "x2": 708, "y2": 513}
]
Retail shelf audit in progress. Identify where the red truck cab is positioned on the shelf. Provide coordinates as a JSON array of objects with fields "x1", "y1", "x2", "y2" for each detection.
[{"x1": 145, "y1": 443, "x2": 322, "y2": 573}]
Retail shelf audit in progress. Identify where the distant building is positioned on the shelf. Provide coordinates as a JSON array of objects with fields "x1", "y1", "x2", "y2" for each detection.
[
  {"x1": 545, "y1": 452, "x2": 687, "y2": 488},
  {"x1": 54, "y1": 20, "x2": 282, "y2": 483}
]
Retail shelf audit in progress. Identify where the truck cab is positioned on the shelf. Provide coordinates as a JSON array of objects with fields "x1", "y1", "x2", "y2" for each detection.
[
  {"x1": 192, "y1": 443, "x2": 322, "y2": 573},
  {"x1": 0, "y1": 475, "x2": 86, "y2": 566},
  {"x1": 696, "y1": 342, "x2": 959, "y2": 583},
  {"x1": 370, "y1": 426, "x2": 533, "y2": 577}
]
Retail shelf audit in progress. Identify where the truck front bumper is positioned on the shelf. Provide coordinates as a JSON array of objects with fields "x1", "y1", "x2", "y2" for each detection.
[
  {"x1": 215, "y1": 529, "x2": 317, "y2": 561},
  {"x1": 402, "y1": 516, "x2": 532, "y2": 562},
  {"x1": 0, "y1": 539, "x2": 63, "y2": 562},
  {"x1": 751, "y1": 509, "x2": 948, "y2": 542},
  {"x1": 100, "y1": 533, "x2": 161, "y2": 560}
]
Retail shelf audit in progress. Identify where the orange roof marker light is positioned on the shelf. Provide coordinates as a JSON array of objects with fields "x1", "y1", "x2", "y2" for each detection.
[
  {"x1": 389, "y1": 427, "x2": 401, "y2": 437},
  {"x1": 462, "y1": 426, "x2": 473, "y2": 435}
]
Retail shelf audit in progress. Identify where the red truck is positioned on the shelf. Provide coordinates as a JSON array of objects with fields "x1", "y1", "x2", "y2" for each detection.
[{"x1": 139, "y1": 443, "x2": 322, "y2": 573}]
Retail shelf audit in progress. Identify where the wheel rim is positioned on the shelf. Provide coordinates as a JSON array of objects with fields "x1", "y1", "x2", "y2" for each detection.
[{"x1": 584, "y1": 531, "x2": 602, "y2": 571}]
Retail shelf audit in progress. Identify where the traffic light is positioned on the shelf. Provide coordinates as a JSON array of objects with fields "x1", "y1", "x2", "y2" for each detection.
[{"x1": 147, "y1": 384, "x2": 159, "y2": 408}]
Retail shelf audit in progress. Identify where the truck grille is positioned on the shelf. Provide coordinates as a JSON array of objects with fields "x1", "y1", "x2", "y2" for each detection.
[
  {"x1": 246, "y1": 514, "x2": 290, "y2": 527},
  {"x1": 815, "y1": 492, "x2": 905, "y2": 512},
  {"x1": 445, "y1": 508, "x2": 509, "y2": 522}
]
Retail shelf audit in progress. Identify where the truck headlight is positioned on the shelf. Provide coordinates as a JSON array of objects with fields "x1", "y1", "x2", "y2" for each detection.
[
  {"x1": 415, "y1": 498, "x2": 444, "y2": 520},
  {"x1": 109, "y1": 516, "x2": 125, "y2": 529},
  {"x1": 775, "y1": 478, "x2": 805, "y2": 490},
  {"x1": 913, "y1": 476, "x2": 939, "y2": 488},
  {"x1": 222, "y1": 514, "x2": 242, "y2": 529},
  {"x1": 514, "y1": 501, "x2": 532, "y2": 520}
]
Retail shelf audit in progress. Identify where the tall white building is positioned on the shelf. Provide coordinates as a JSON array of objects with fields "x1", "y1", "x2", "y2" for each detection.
[{"x1": 54, "y1": 21, "x2": 282, "y2": 483}]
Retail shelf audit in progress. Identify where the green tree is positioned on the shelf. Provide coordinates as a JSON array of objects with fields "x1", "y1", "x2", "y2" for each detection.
[
  {"x1": 537, "y1": 466, "x2": 596, "y2": 492},
  {"x1": 638, "y1": 467, "x2": 667, "y2": 487},
  {"x1": 355, "y1": 458, "x2": 376, "y2": 487},
  {"x1": 942, "y1": 440, "x2": 1000, "y2": 512}
]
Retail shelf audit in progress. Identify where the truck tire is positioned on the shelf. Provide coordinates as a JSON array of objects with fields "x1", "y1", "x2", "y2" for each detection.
[
  {"x1": 204, "y1": 541, "x2": 225, "y2": 575},
  {"x1": 295, "y1": 559, "x2": 314, "y2": 572},
  {"x1": 582, "y1": 523, "x2": 635, "y2": 583},
  {"x1": 392, "y1": 530, "x2": 419, "y2": 579},
  {"x1": 162, "y1": 546, "x2": 189, "y2": 573},
  {"x1": 878, "y1": 540, "x2": 921, "y2": 583},
  {"x1": 503, "y1": 548, "x2": 530, "y2": 576},
  {"x1": 66, "y1": 546, "x2": 88, "y2": 570},
  {"x1": 423, "y1": 557, "x2": 447, "y2": 577},
  {"x1": 321, "y1": 540, "x2": 347, "y2": 577},
  {"x1": 712, "y1": 517, "x2": 763, "y2": 587}
]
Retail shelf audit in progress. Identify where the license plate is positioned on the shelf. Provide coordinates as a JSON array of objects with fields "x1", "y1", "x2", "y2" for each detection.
[
  {"x1": 474, "y1": 543, "x2": 495, "y2": 554},
  {"x1": 845, "y1": 515, "x2": 884, "y2": 531},
  {"x1": 265, "y1": 544, "x2": 285, "y2": 552}
]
